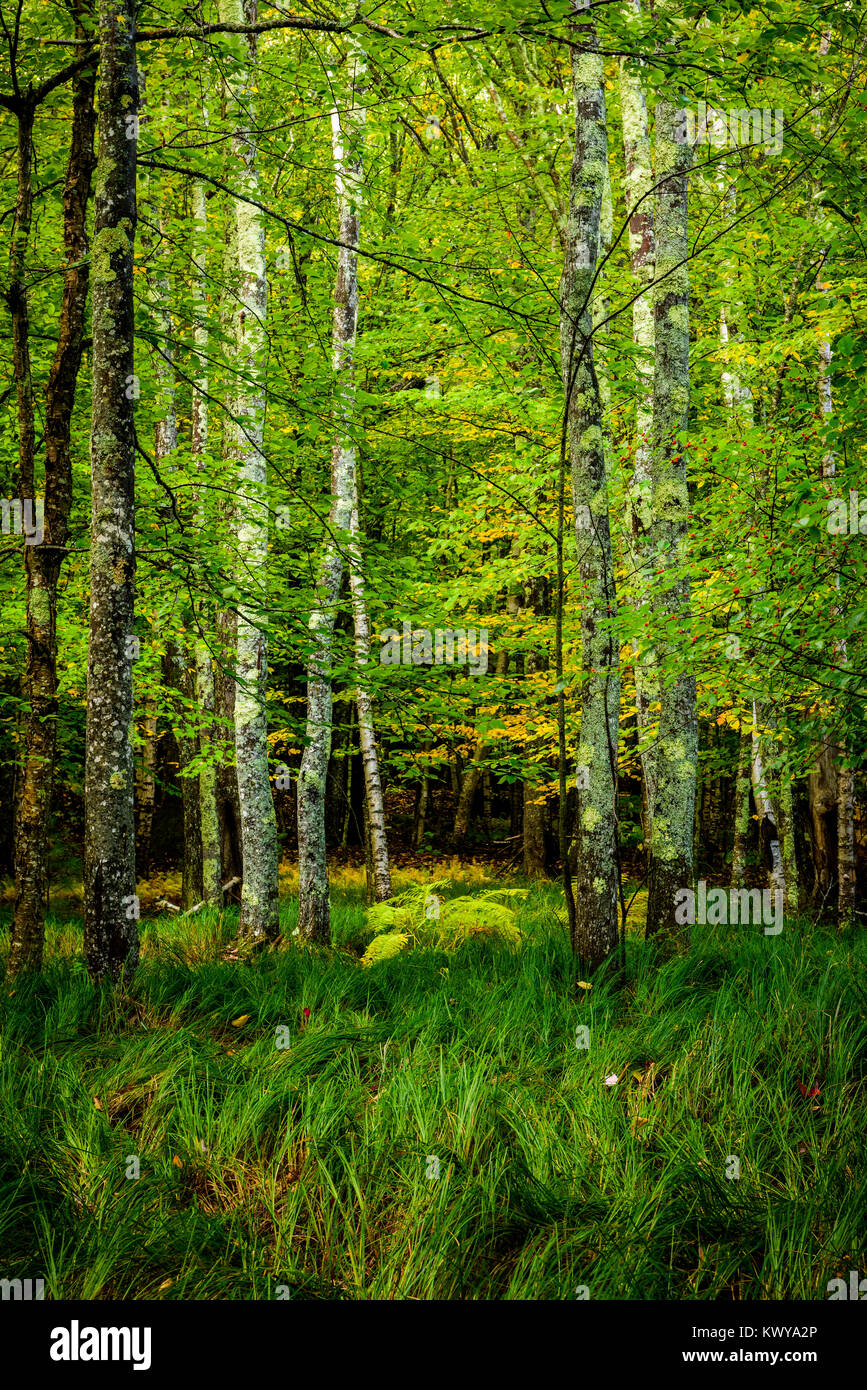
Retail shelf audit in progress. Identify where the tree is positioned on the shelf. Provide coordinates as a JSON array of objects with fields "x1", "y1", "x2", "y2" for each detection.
[
  {"x1": 83, "y1": 0, "x2": 139, "y2": 982},
  {"x1": 8, "y1": 0, "x2": 96, "y2": 976},
  {"x1": 560, "y1": 24, "x2": 620, "y2": 970},
  {"x1": 297, "y1": 37, "x2": 368, "y2": 941},
  {"x1": 221, "y1": 0, "x2": 279, "y2": 942},
  {"x1": 644, "y1": 90, "x2": 697, "y2": 946}
]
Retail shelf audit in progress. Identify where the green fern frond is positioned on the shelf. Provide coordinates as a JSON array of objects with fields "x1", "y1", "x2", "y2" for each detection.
[{"x1": 361, "y1": 932, "x2": 409, "y2": 967}]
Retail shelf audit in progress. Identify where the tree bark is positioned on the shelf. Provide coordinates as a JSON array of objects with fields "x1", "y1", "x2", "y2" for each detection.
[
  {"x1": 750, "y1": 703, "x2": 785, "y2": 900},
  {"x1": 731, "y1": 718, "x2": 751, "y2": 887},
  {"x1": 297, "y1": 37, "x2": 366, "y2": 941},
  {"x1": 190, "y1": 105, "x2": 222, "y2": 908},
  {"x1": 221, "y1": 0, "x2": 280, "y2": 941},
  {"x1": 618, "y1": 4, "x2": 657, "y2": 829},
  {"x1": 644, "y1": 93, "x2": 698, "y2": 947},
  {"x1": 83, "y1": 0, "x2": 139, "y2": 982},
  {"x1": 165, "y1": 644, "x2": 204, "y2": 909},
  {"x1": 348, "y1": 476, "x2": 392, "y2": 901},
  {"x1": 135, "y1": 692, "x2": 158, "y2": 877},
  {"x1": 523, "y1": 576, "x2": 547, "y2": 878},
  {"x1": 9, "y1": 6, "x2": 96, "y2": 976},
  {"x1": 560, "y1": 27, "x2": 620, "y2": 969}
]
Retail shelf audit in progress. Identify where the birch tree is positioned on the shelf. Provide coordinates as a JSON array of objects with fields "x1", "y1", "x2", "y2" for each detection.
[
  {"x1": 560, "y1": 21, "x2": 620, "y2": 969},
  {"x1": 348, "y1": 476, "x2": 392, "y2": 903},
  {"x1": 297, "y1": 40, "x2": 367, "y2": 941},
  {"x1": 221, "y1": 0, "x2": 279, "y2": 941},
  {"x1": 644, "y1": 91, "x2": 698, "y2": 945},
  {"x1": 83, "y1": 0, "x2": 139, "y2": 982},
  {"x1": 618, "y1": 7, "x2": 657, "y2": 834},
  {"x1": 191, "y1": 97, "x2": 223, "y2": 907}
]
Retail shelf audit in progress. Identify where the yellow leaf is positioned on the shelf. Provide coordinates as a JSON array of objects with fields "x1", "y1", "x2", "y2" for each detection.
[
  {"x1": 231, "y1": 1014, "x2": 250, "y2": 1028},
  {"x1": 172, "y1": 1155, "x2": 183, "y2": 1169},
  {"x1": 93, "y1": 1096, "x2": 103, "y2": 1111},
  {"x1": 158, "y1": 1278, "x2": 173, "y2": 1293},
  {"x1": 577, "y1": 981, "x2": 592, "y2": 990}
]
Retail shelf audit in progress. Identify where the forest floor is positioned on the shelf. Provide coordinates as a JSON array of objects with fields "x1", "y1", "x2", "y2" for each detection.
[{"x1": 0, "y1": 870, "x2": 864, "y2": 1299}]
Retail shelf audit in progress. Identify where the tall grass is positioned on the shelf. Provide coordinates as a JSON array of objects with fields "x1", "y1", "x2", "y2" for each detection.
[{"x1": 0, "y1": 878, "x2": 864, "y2": 1299}]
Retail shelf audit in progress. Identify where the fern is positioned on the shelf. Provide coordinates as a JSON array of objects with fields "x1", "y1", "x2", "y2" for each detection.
[
  {"x1": 361, "y1": 931, "x2": 409, "y2": 967},
  {"x1": 361, "y1": 883, "x2": 527, "y2": 961}
]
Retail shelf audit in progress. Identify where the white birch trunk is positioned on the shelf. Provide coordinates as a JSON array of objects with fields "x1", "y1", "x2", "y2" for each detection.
[
  {"x1": 561, "y1": 25, "x2": 621, "y2": 968},
  {"x1": 618, "y1": 5, "x2": 658, "y2": 825},
  {"x1": 348, "y1": 483, "x2": 392, "y2": 902},
  {"x1": 644, "y1": 90, "x2": 698, "y2": 944},
  {"x1": 221, "y1": 0, "x2": 279, "y2": 941},
  {"x1": 297, "y1": 39, "x2": 367, "y2": 941},
  {"x1": 190, "y1": 109, "x2": 223, "y2": 909}
]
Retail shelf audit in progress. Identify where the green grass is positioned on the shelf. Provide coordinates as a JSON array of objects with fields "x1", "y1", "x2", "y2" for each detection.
[{"x1": 0, "y1": 879, "x2": 865, "y2": 1300}]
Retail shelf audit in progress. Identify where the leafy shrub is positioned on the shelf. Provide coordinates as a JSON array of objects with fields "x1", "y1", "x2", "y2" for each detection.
[{"x1": 360, "y1": 880, "x2": 526, "y2": 966}]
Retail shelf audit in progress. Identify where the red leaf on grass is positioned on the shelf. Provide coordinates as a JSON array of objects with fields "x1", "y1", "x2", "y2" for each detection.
[{"x1": 797, "y1": 1081, "x2": 820, "y2": 1098}]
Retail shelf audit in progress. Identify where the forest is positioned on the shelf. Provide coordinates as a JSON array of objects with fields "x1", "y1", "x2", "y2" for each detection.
[{"x1": 0, "y1": 0, "x2": 865, "y2": 1311}]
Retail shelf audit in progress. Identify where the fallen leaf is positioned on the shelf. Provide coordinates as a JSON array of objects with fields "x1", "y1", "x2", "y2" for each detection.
[
  {"x1": 231, "y1": 1014, "x2": 250, "y2": 1028},
  {"x1": 577, "y1": 981, "x2": 592, "y2": 990},
  {"x1": 797, "y1": 1081, "x2": 821, "y2": 1098},
  {"x1": 158, "y1": 1278, "x2": 173, "y2": 1293},
  {"x1": 172, "y1": 1155, "x2": 183, "y2": 1169},
  {"x1": 93, "y1": 1096, "x2": 103, "y2": 1111}
]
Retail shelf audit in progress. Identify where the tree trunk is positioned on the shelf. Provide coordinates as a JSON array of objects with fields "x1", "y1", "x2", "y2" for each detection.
[
  {"x1": 750, "y1": 703, "x2": 785, "y2": 900},
  {"x1": 618, "y1": 4, "x2": 657, "y2": 827},
  {"x1": 523, "y1": 579, "x2": 548, "y2": 877},
  {"x1": 413, "y1": 759, "x2": 431, "y2": 851},
  {"x1": 214, "y1": 609, "x2": 243, "y2": 903},
  {"x1": 731, "y1": 719, "x2": 751, "y2": 887},
  {"x1": 454, "y1": 747, "x2": 483, "y2": 845},
  {"x1": 165, "y1": 644, "x2": 204, "y2": 909},
  {"x1": 221, "y1": 0, "x2": 280, "y2": 942},
  {"x1": 83, "y1": 0, "x2": 139, "y2": 982},
  {"x1": 348, "y1": 471, "x2": 392, "y2": 901},
  {"x1": 297, "y1": 38, "x2": 366, "y2": 941},
  {"x1": 190, "y1": 110, "x2": 222, "y2": 908},
  {"x1": 644, "y1": 93, "x2": 698, "y2": 947},
  {"x1": 9, "y1": 12, "x2": 96, "y2": 975},
  {"x1": 837, "y1": 766, "x2": 856, "y2": 926},
  {"x1": 808, "y1": 741, "x2": 837, "y2": 911},
  {"x1": 135, "y1": 693, "x2": 158, "y2": 878},
  {"x1": 560, "y1": 24, "x2": 620, "y2": 968}
]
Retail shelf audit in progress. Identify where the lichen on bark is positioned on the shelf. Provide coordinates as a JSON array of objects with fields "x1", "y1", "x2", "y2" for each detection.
[
  {"x1": 83, "y1": 0, "x2": 139, "y2": 984},
  {"x1": 559, "y1": 21, "x2": 620, "y2": 971}
]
